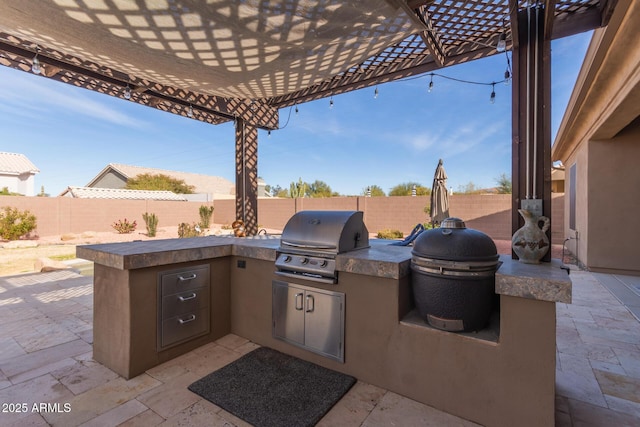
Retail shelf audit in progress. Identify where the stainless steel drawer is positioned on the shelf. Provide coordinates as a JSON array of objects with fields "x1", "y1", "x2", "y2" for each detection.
[
  {"x1": 161, "y1": 265, "x2": 209, "y2": 296},
  {"x1": 160, "y1": 307, "x2": 210, "y2": 349},
  {"x1": 161, "y1": 287, "x2": 210, "y2": 320}
]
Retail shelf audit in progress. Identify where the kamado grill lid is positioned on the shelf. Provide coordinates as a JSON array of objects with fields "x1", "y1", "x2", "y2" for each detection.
[{"x1": 411, "y1": 218, "x2": 499, "y2": 264}]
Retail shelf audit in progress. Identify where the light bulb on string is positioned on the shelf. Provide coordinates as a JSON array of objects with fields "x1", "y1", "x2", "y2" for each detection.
[
  {"x1": 31, "y1": 46, "x2": 41, "y2": 75},
  {"x1": 504, "y1": 52, "x2": 512, "y2": 84},
  {"x1": 268, "y1": 130, "x2": 271, "y2": 138},
  {"x1": 329, "y1": 96, "x2": 334, "y2": 109},
  {"x1": 490, "y1": 83, "x2": 496, "y2": 104},
  {"x1": 496, "y1": 33, "x2": 506, "y2": 53},
  {"x1": 187, "y1": 104, "x2": 194, "y2": 118},
  {"x1": 374, "y1": 87, "x2": 379, "y2": 99},
  {"x1": 428, "y1": 74, "x2": 434, "y2": 93},
  {"x1": 295, "y1": 104, "x2": 299, "y2": 115},
  {"x1": 123, "y1": 84, "x2": 131, "y2": 100}
]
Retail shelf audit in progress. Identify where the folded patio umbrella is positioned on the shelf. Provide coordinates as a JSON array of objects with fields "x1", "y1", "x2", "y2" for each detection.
[{"x1": 430, "y1": 159, "x2": 450, "y2": 226}]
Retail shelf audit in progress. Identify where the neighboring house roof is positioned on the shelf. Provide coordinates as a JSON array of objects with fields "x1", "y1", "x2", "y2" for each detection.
[
  {"x1": 87, "y1": 163, "x2": 234, "y2": 196},
  {"x1": 62, "y1": 186, "x2": 188, "y2": 201},
  {"x1": 0, "y1": 152, "x2": 39, "y2": 175}
]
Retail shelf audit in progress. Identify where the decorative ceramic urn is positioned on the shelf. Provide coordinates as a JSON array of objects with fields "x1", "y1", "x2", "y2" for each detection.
[{"x1": 511, "y1": 209, "x2": 550, "y2": 264}]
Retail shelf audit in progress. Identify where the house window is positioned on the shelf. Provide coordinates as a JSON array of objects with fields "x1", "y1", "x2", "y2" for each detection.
[{"x1": 569, "y1": 163, "x2": 576, "y2": 230}]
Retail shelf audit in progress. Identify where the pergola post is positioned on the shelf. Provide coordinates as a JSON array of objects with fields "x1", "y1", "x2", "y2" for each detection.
[
  {"x1": 235, "y1": 117, "x2": 259, "y2": 236},
  {"x1": 511, "y1": 6, "x2": 552, "y2": 262}
]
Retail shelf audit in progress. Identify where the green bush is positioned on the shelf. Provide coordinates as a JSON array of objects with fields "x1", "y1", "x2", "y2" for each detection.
[
  {"x1": 142, "y1": 212, "x2": 159, "y2": 237},
  {"x1": 199, "y1": 205, "x2": 214, "y2": 229},
  {"x1": 178, "y1": 222, "x2": 202, "y2": 238},
  {"x1": 0, "y1": 207, "x2": 37, "y2": 240},
  {"x1": 376, "y1": 229, "x2": 404, "y2": 239},
  {"x1": 112, "y1": 218, "x2": 137, "y2": 234}
]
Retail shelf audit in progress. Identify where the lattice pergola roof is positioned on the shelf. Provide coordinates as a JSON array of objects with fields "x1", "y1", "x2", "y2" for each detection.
[{"x1": 0, "y1": 0, "x2": 617, "y2": 129}]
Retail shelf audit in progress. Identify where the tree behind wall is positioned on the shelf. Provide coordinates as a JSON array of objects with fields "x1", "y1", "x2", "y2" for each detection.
[{"x1": 125, "y1": 173, "x2": 195, "y2": 193}]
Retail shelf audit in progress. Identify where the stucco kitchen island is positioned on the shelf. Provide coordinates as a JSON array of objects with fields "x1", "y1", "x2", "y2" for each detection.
[{"x1": 78, "y1": 236, "x2": 571, "y2": 427}]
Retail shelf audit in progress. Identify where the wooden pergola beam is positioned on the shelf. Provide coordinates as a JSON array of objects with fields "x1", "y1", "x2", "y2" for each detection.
[{"x1": 416, "y1": 6, "x2": 447, "y2": 67}]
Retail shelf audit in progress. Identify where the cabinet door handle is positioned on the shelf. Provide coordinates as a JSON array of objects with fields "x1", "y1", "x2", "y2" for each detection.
[
  {"x1": 295, "y1": 293, "x2": 304, "y2": 311},
  {"x1": 178, "y1": 293, "x2": 197, "y2": 302},
  {"x1": 306, "y1": 294, "x2": 315, "y2": 313},
  {"x1": 178, "y1": 314, "x2": 196, "y2": 324},
  {"x1": 178, "y1": 274, "x2": 197, "y2": 282}
]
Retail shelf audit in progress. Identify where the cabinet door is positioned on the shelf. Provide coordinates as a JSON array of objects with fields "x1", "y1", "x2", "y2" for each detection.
[
  {"x1": 272, "y1": 281, "x2": 305, "y2": 345},
  {"x1": 304, "y1": 290, "x2": 345, "y2": 362}
]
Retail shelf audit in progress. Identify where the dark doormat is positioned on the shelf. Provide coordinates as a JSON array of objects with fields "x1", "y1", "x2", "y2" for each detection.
[{"x1": 188, "y1": 347, "x2": 356, "y2": 427}]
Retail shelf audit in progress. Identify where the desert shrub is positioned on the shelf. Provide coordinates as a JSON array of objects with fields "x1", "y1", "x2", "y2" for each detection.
[
  {"x1": 199, "y1": 205, "x2": 214, "y2": 229},
  {"x1": 0, "y1": 207, "x2": 37, "y2": 240},
  {"x1": 112, "y1": 218, "x2": 137, "y2": 234},
  {"x1": 178, "y1": 222, "x2": 202, "y2": 238},
  {"x1": 376, "y1": 229, "x2": 404, "y2": 239},
  {"x1": 142, "y1": 212, "x2": 159, "y2": 237}
]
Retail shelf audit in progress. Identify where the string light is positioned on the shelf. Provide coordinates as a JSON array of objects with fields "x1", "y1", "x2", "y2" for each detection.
[
  {"x1": 123, "y1": 83, "x2": 131, "y2": 100},
  {"x1": 31, "y1": 45, "x2": 41, "y2": 75},
  {"x1": 504, "y1": 52, "x2": 512, "y2": 84},
  {"x1": 374, "y1": 87, "x2": 379, "y2": 99},
  {"x1": 490, "y1": 83, "x2": 496, "y2": 104},
  {"x1": 428, "y1": 73, "x2": 434, "y2": 92},
  {"x1": 295, "y1": 103, "x2": 299, "y2": 115},
  {"x1": 329, "y1": 96, "x2": 334, "y2": 109},
  {"x1": 496, "y1": 32, "x2": 507, "y2": 53},
  {"x1": 187, "y1": 104, "x2": 194, "y2": 118}
]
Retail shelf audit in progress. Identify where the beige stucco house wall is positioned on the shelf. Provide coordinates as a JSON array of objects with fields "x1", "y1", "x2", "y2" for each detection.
[{"x1": 552, "y1": 0, "x2": 640, "y2": 275}]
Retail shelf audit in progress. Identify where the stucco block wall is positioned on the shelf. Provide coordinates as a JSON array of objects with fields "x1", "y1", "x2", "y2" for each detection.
[
  {"x1": 0, "y1": 196, "x2": 210, "y2": 236},
  {"x1": 214, "y1": 194, "x2": 564, "y2": 244},
  {"x1": 0, "y1": 194, "x2": 564, "y2": 245}
]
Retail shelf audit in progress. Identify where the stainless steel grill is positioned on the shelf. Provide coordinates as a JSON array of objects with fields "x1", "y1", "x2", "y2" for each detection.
[{"x1": 275, "y1": 210, "x2": 369, "y2": 284}]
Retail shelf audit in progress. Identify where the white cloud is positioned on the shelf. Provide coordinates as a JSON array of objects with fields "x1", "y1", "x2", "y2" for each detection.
[
  {"x1": 398, "y1": 119, "x2": 505, "y2": 157},
  {"x1": 0, "y1": 68, "x2": 148, "y2": 129}
]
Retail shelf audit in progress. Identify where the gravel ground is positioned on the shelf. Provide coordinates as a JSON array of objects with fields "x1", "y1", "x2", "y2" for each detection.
[{"x1": 0, "y1": 225, "x2": 234, "y2": 277}]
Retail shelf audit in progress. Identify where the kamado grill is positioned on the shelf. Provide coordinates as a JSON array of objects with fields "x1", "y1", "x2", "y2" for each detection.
[{"x1": 275, "y1": 210, "x2": 370, "y2": 284}]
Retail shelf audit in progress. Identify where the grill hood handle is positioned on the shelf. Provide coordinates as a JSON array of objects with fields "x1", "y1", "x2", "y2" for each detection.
[{"x1": 281, "y1": 241, "x2": 337, "y2": 250}]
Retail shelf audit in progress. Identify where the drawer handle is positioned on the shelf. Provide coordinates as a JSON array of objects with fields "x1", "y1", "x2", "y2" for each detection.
[
  {"x1": 178, "y1": 314, "x2": 196, "y2": 324},
  {"x1": 178, "y1": 293, "x2": 197, "y2": 302},
  {"x1": 178, "y1": 274, "x2": 197, "y2": 282}
]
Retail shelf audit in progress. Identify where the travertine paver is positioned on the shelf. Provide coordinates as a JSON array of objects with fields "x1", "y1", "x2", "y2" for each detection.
[
  {"x1": 1, "y1": 269, "x2": 640, "y2": 426},
  {"x1": 555, "y1": 270, "x2": 640, "y2": 425}
]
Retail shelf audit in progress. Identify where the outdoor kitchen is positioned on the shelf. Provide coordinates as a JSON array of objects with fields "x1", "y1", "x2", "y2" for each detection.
[{"x1": 77, "y1": 210, "x2": 571, "y2": 427}]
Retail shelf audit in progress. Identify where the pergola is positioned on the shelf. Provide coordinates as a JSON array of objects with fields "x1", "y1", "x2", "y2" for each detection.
[{"x1": 0, "y1": 0, "x2": 620, "y2": 254}]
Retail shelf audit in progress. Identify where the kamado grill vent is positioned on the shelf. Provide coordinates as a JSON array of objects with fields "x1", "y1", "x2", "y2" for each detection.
[{"x1": 275, "y1": 211, "x2": 369, "y2": 284}]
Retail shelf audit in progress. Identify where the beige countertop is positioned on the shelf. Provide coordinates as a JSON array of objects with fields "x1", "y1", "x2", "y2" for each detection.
[{"x1": 77, "y1": 236, "x2": 571, "y2": 303}]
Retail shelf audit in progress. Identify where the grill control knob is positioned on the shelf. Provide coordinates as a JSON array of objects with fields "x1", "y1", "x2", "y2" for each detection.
[
  {"x1": 283, "y1": 255, "x2": 292, "y2": 263},
  {"x1": 300, "y1": 257, "x2": 309, "y2": 265},
  {"x1": 320, "y1": 260, "x2": 328, "y2": 267}
]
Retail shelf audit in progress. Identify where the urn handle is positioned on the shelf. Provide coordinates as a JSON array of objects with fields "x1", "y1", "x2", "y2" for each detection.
[{"x1": 538, "y1": 216, "x2": 550, "y2": 233}]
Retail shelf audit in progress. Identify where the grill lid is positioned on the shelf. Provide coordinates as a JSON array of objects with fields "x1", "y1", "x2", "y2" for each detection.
[
  {"x1": 411, "y1": 218, "x2": 498, "y2": 264},
  {"x1": 280, "y1": 210, "x2": 369, "y2": 254}
]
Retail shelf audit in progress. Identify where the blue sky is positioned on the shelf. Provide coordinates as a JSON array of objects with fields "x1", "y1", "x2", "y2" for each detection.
[{"x1": 0, "y1": 32, "x2": 590, "y2": 197}]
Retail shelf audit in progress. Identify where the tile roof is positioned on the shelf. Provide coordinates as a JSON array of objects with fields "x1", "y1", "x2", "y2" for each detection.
[
  {"x1": 89, "y1": 163, "x2": 234, "y2": 196},
  {"x1": 63, "y1": 186, "x2": 188, "y2": 201},
  {"x1": 0, "y1": 152, "x2": 39, "y2": 175}
]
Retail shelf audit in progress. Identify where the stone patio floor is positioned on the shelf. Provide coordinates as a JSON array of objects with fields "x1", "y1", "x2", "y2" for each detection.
[{"x1": 0, "y1": 266, "x2": 639, "y2": 426}]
